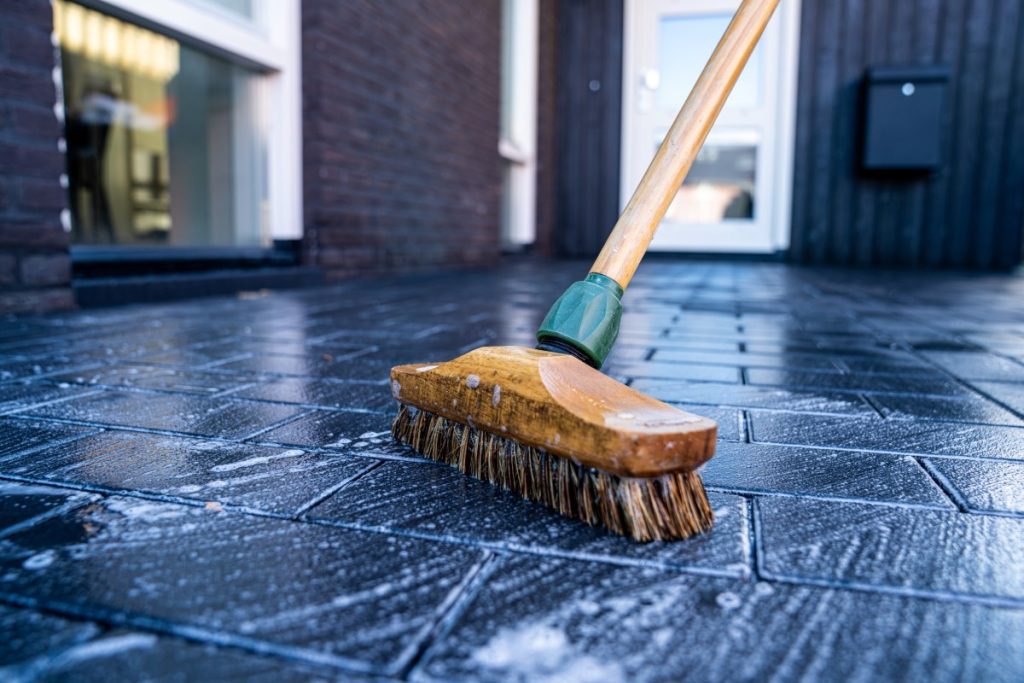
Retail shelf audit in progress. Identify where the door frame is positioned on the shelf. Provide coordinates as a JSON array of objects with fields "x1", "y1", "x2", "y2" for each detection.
[{"x1": 619, "y1": 0, "x2": 802, "y2": 253}]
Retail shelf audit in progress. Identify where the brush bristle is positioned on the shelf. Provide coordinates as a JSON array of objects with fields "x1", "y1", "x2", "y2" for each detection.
[{"x1": 391, "y1": 404, "x2": 714, "y2": 542}]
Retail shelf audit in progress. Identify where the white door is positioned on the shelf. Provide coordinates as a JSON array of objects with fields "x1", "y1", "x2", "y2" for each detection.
[{"x1": 621, "y1": 0, "x2": 801, "y2": 253}]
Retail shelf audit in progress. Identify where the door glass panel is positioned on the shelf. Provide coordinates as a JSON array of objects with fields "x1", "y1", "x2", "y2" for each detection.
[
  {"x1": 55, "y1": 0, "x2": 268, "y2": 248},
  {"x1": 657, "y1": 13, "x2": 762, "y2": 111},
  {"x1": 657, "y1": 138, "x2": 757, "y2": 223},
  {"x1": 196, "y1": 0, "x2": 255, "y2": 20}
]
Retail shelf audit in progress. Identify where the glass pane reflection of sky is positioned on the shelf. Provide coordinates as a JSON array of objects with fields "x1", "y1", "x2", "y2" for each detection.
[{"x1": 657, "y1": 14, "x2": 762, "y2": 111}]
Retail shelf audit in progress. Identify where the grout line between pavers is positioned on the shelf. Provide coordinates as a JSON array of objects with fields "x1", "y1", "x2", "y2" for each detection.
[
  {"x1": 746, "y1": 438, "x2": 1024, "y2": 465},
  {"x1": 393, "y1": 552, "x2": 502, "y2": 680},
  {"x1": 704, "y1": 485, "x2": 961, "y2": 513},
  {"x1": 914, "y1": 458, "x2": 971, "y2": 513},
  {"x1": 292, "y1": 460, "x2": 385, "y2": 516}
]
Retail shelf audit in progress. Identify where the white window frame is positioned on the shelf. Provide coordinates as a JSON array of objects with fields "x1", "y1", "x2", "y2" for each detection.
[
  {"x1": 74, "y1": 0, "x2": 303, "y2": 242},
  {"x1": 499, "y1": 0, "x2": 539, "y2": 249}
]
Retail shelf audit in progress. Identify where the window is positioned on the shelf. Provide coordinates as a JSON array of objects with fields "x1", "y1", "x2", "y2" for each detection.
[{"x1": 53, "y1": 0, "x2": 301, "y2": 252}]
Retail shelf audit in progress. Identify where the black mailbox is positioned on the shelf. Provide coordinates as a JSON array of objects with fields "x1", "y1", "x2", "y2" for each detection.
[{"x1": 861, "y1": 66, "x2": 949, "y2": 171}]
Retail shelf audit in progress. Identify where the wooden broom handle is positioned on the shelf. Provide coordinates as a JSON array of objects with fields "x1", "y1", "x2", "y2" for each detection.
[{"x1": 591, "y1": 0, "x2": 780, "y2": 290}]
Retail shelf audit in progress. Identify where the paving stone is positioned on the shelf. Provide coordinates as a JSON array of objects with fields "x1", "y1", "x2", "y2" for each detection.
[
  {"x1": 703, "y1": 442, "x2": 951, "y2": 507},
  {"x1": 871, "y1": 393, "x2": 1024, "y2": 425},
  {"x1": 0, "y1": 496, "x2": 487, "y2": 675},
  {"x1": 0, "y1": 418, "x2": 96, "y2": 461},
  {"x1": 972, "y1": 380, "x2": 1024, "y2": 415},
  {"x1": 924, "y1": 458, "x2": 1024, "y2": 515},
  {"x1": 749, "y1": 411, "x2": 1024, "y2": 460},
  {"x1": 214, "y1": 354, "x2": 396, "y2": 382},
  {"x1": 631, "y1": 378, "x2": 876, "y2": 417},
  {"x1": 416, "y1": 555, "x2": 1024, "y2": 683},
  {"x1": 0, "y1": 381, "x2": 96, "y2": 414},
  {"x1": 231, "y1": 377, "x2": 393, "y2": 413},
  {"x1": 608, "y1": 361, "x2": 741, "y2": 383},
  {"x1": 0, "y1": 357, "x2": 103, "y2": 382},
  {"x1": 1, "y1": 431, "x2": 377, "y2": 515},
  {"x1": 46, "y1": 364, "x2": 254, "y2": 396},
  {"x1": 0, "y1": 604, "x2": 99, "y2": 668},
  {"x1": 308, "y1": 459, "x2": 750, "y2": 575},
  {"x1": 257, "y1": 409, "x2": 393, "y2": 449},
  {"x1": 0, "y1": 481, "x2": 96, "y2": 536},
  {"x1": 650, "y1": 348, "x2": 844, "y2": 371},
  {"x1": 921, "y1": 351, "x2": 1024, "y2": 382},
  {"x1": 757, "y1": 496, "x2": 1024, "y2": 602},
  {"x1": 746, "y1": 368, "x2": 963, "y2": 395},
  {"x1": 2, "y1": 628, "x2": 365, "y2": 682},
  {"x1": 676, "y1": 405, "x2": 742, "y2": 441},
  {"x1": 24, "y1": 390, "x2": 303, "y2": 439}
]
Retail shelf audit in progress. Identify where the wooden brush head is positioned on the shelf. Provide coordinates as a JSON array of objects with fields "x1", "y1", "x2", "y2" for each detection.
[{"x1": 390, "y1": 346, "x2": 717, "y2": 478}]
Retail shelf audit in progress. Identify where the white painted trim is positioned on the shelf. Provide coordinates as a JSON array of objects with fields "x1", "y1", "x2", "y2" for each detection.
[
  {"x1": 77, "y1": 0, "x2": 304, "y2": 243},
  {"x1": 500, "y1": 0, "x2": 539, "y2": 248},
  {"x1": 620, "y1": 0, "x2": 802, "y2": 253}
]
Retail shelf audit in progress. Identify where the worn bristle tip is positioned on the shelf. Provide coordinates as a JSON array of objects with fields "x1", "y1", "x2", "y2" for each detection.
[{"x1": 391, "y1": 404, "x2": 714, "y2": 542}]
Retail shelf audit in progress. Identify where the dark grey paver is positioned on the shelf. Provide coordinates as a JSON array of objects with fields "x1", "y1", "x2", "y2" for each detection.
[
  {"x1": 1, "y1": 431, "x2": 377, "y2": 515},
  {"x1": 703, "y1": 442, "x2": 951, "y2": 507},
  {"x1": 749, "y1": 411, "x2": 1024, "y2": 460},
  {"x1": 230, "y1": 377, "x2": 393, "y2": 412},
  {"x1": 47, "y1": 364, "x2": 254, "y2": 396},
  {"x1": 631, "y1": 378, "x2": 877, "y2": 417},
  {"x1": 257, "y1": 409, "x2": 393, "y2": 449},
  {"x1": 746, "y1": 368, "x2": 964, "y2": 395},
  {"x1": 308, "y1": 459, "x2": 750, "y2": 575},
  {"x1": 416, "y1": 555, "x2": 1024, "y2": 683},
  {"x1": 0, "y1": 419, "x2": 96, "y2": 461},
  {"x1": 0, "y1": 496, "x2": 487, "y2": 675},
  {"x1": 0, "y1": 381, "x2": 99, "y2": 416},
  {"x1": 924, "y1": 458, "x2": 1024, "y2": 515},
  {"x1": 0, "y1": 481, "x2": 96, "y2": 536},
  {"x1": 757, "y1": 496, "x2": 1024, "y2": 603},
  {"x1": 972, "y1": 380, "x2": 1024, "y2": 415},
  {"x1": 211, "y1": 353, "x2": 392, "y2": 382},
  {"x1": 23, "y1": 390, "x2": 303, "y2": 439},
  {"x1": 872, "y1": 392, "x2": 1024, "y2": 425},
  {"x1": 921, "y1": 351, "x2": 1024, "y2": 381},
  {"x1": 0, "y1": 604, "x2": 99, "y2": 668}
]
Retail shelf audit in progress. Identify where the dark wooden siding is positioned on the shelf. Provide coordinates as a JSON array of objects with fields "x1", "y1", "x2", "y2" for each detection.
[
  {"x1": 790, "y1": 0, "x2": 1024, "y2": 269},
  {"x1": 555, "y1": 0, "x2": 623, "y2": 258}
]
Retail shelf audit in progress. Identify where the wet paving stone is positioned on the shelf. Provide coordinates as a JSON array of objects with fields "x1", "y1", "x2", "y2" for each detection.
[
  {"x1": 746, "y1": 368, "x2": 964, "y2": 395},
  {"x1": 0, "y1": 419, "x2": 96, "y2": 461},
  {"x1": 0, "y1": 604, "x2": 99, "y2": 668},
  {"x1": 230, "y1": 377, "x2": 393, "y2": 413},
  {"x1": 0, "y1": 481, "x2": 96, "y2": 536},
  {"x1": 256, "y1": 409, "x2": 393, "y2": 450},
  {"x1": 0, "y1": 496, "x2": 487, "y2": 676},
  {"x1": 0, "y1": 381, "x2": 97, "y2": 414},
  {"x1": 631, "y1": 378, "x2": 877, "y2": 417},
  {"x1": 308, "y1": 459, "x2": 750, "y2": 575},
  {"x1": 971, "y1": 380, "x2": 1024, "y2": 415},
  {"x1": 703, "y1": 442, "x2": 951, "y2": 507},
  {"x1": 871, "y1": 393, "x2": 1024, "y2": 425},
  {"x1": 23, "y1": 390, "x2": 303, "y2": 440},
  {"x1": 46, "y1": 364, "x2": 254, "y2": 396},
  {"x1": 920, "y1": 351, "x2": 1024, "y2": 382},
  {"x1": 749, "y1": 411, "x2": 1024, "y2": 460},
  {"x1": 1, "y1": 431, "x2": 378, "y2": 515},
  {"x1": 756, "y1": 496, "x2": 1024, "y2": 603},
  {"x1": 923, "y1": 458, "x2": 1024, "y2": 515},
  {"x1": 415, "y1": 555, "x2": 1024, "y2": 683},
  {"x1": 211, "y1": 353, "x2": 392, "y2": 382},
  {"x1": 3, "y1": 628, "x2": 347, "y2": 683}
]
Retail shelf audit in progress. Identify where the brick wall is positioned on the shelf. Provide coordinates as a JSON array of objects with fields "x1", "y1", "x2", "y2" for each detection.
[
  {"x1": 301, "y1": 0, "x2": 503, "y2": 279},
  {"x1": 0, "y1": 0, "x2": 72, "y2": 312}
]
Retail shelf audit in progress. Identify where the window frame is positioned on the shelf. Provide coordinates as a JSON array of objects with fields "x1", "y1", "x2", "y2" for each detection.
[{"x1": 67, "y1": 0, "x2": 303, "y2": 244}]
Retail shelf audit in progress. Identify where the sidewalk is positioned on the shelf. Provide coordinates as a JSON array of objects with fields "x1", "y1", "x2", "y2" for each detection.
[{"x1": 1, "y1": 259, "x2": 1022, "y2": 681}]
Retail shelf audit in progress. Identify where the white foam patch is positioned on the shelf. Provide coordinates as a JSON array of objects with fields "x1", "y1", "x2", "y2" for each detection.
[{"x1": 472, "y1": 622, "x2": 625, "y2": 683}]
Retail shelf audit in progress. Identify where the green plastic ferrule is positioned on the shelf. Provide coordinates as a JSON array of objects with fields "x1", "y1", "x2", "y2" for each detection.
[{"x1": 536, "y1": 272, "x2": 624, "y2": 368}]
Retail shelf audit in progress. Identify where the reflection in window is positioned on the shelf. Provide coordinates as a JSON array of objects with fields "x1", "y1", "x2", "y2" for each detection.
[
  {"x1": 657, "y1": 14, "x2": 762, "y2": 111},
  {"x1": 54, "y1": 1, "x2": 268, "y2": 248},
  {"x1": 664, "y1": 144, "x2": 757, "y2": 223}
]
